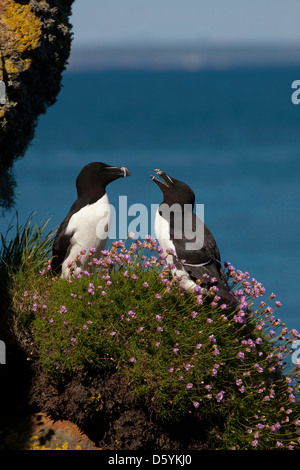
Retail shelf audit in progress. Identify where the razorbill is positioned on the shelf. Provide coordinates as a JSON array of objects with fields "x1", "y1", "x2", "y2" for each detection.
[
  {"x1": 52, "y1": 162, "x2": 130, "y2": 278},
  {"x1": 150, "y1": 169, "x2": 237, "y2": 305}
]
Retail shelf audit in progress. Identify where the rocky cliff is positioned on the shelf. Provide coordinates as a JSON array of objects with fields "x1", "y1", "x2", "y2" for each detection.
[{"x1": 0, "y1": 0, "x2": 74, "y2": 210}]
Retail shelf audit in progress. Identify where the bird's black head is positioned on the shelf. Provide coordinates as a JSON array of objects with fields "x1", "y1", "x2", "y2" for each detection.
[
  {"x1": 150, "y1": 169, "x2": 195, "y2": 208},
  {"x1": 76, "y1": 162, "x2": 130, "y2": 202}
]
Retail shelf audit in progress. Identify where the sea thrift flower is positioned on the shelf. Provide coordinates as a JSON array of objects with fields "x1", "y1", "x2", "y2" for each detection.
[
  {"x1": 88, "y1": 283, "x2": 95, "y2": 294},
  {"x1": 129, "y1": 357, "x2": 136, "y2": 363},
  {"x1": 191, "y1": 311, "x2": 198, "y2": 318},
  {"x1": 32, "y1": 304, "x2": 38, "y2": 311},
  {"x1": 155, "y1": 294, "x2": 161, "y2": 299},
  {"x1": 215, "y1": 391, "x2": 225, "y2": 402},
  {"x1": 237, "y1": 351, "x2": 245, "y2": 361},
  {"x1": 156, "y1": 315, "x2": 162, "y2": 321},
  {"x1": 193, "y1": 401, "x2": 200, "y2": 408},
  {"x1": 209, "y1": 335, "x2": 216, "y2": 344},
  {"x1": 196, "y1": 343, "x2": 202, "y2": 349},
  {"x1": 142, "y1": 282, "x2": 149, "y2": 287},
  {"x1": 59, "y1": 305, "x2": 67, "y2": 313},
  {"x1": 194, "y1": 285, "x2": 201, "y2": 294},
  {"x1": 209, "y1": 286, "x2": 218, "y2": 294},
  {"x1": 186, "y1": 383, "x2": 193, "y2": 390},
  {"x1": 271, "y1": 422, "x2": 281, "y2": 432},
  {"x1": 254, "y1": 364, "x2": 264, "y2": 373},
  {"x1": 257, "y1": 423, "x2": 265, "y2": 430}
]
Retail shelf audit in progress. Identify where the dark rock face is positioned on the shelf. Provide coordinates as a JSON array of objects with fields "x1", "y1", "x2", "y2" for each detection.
[
  {"x1": 0, "y1": 0, "x2": 74, "y2": 210},
  {"x1": 29, "y1": 367, "x2": 213, "y2": 450}
]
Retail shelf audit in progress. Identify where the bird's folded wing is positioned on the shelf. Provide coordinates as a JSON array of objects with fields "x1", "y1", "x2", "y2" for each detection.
[{"x1": 169, "y1": 211, "x2": 220, "y2": 265}]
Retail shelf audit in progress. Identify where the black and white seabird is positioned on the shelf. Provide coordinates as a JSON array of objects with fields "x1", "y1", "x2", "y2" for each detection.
[
  {"x1": 52, "y1": 162, "x2": 130, "y2": 278},
  {"x1": 150, "y1": 169, "x2": 236, "y2": 305}
]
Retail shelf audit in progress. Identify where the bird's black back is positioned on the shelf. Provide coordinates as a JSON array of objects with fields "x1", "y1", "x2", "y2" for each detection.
[{"x1": 51, "y1": 199, "x2": 83, "y2": 274}]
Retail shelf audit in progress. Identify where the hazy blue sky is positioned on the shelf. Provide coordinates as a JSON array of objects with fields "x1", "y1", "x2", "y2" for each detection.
[{"x1": 71, "y1": 0, "x2": 300, "y2": 48}]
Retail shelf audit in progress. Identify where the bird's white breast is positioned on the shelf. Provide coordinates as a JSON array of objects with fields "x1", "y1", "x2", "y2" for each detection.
[
  {"x1": 154, "y1": 209, "x2": 196, "y2": 291},
  {"x1": 62, "y1": 194, "x2": 111, "y2": 277}
]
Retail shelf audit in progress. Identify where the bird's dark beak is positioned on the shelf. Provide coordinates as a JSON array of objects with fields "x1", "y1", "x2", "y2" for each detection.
[
  {"x1": 104, "y1": 166, "x2": 131, "y2": 178},
  {"x1": 150, "y1": 169, "x2": 174, "y2": 189}
]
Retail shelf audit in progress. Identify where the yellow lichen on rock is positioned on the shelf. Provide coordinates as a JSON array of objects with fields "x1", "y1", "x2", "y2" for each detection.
[
  {"x1": 1, "y1": 0, "x2": 42, "y2": 58},
  {"x1": 4, "y1": 58, "x2": 19, "y2": 74}
]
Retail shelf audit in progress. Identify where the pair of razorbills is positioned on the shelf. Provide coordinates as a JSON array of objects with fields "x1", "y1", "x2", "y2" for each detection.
[{"x1": 52, "y1": 162, "x2": 236, "y2": 305}]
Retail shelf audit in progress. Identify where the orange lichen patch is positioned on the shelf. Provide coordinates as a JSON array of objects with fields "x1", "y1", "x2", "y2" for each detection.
[
  {"x1": 0, "y1": 0, "x2": 42, "y2": 60},
  {"x1": 0, "y1": 413, "x2": 99, "y2": 450}
]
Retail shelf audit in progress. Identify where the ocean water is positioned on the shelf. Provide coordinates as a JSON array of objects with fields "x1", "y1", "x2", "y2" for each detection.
[{"x1": 1, "y1": 66, "x2": 300, "y2": 333}]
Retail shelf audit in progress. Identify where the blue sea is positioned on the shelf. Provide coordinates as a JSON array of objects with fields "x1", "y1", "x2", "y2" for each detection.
[{"x1": 1, "y1": 63, "x2": 300, "y2": 334}]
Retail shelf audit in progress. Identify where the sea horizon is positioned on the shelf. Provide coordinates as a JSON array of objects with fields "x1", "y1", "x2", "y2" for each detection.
[{"x1": 67, "y1": 42, "x2": 300, "y2": 72}]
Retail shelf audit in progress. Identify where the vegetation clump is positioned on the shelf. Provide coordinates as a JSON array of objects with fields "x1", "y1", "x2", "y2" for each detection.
[{"x1": 1, "y1": 218, "x2": 300, "y2": 450}]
